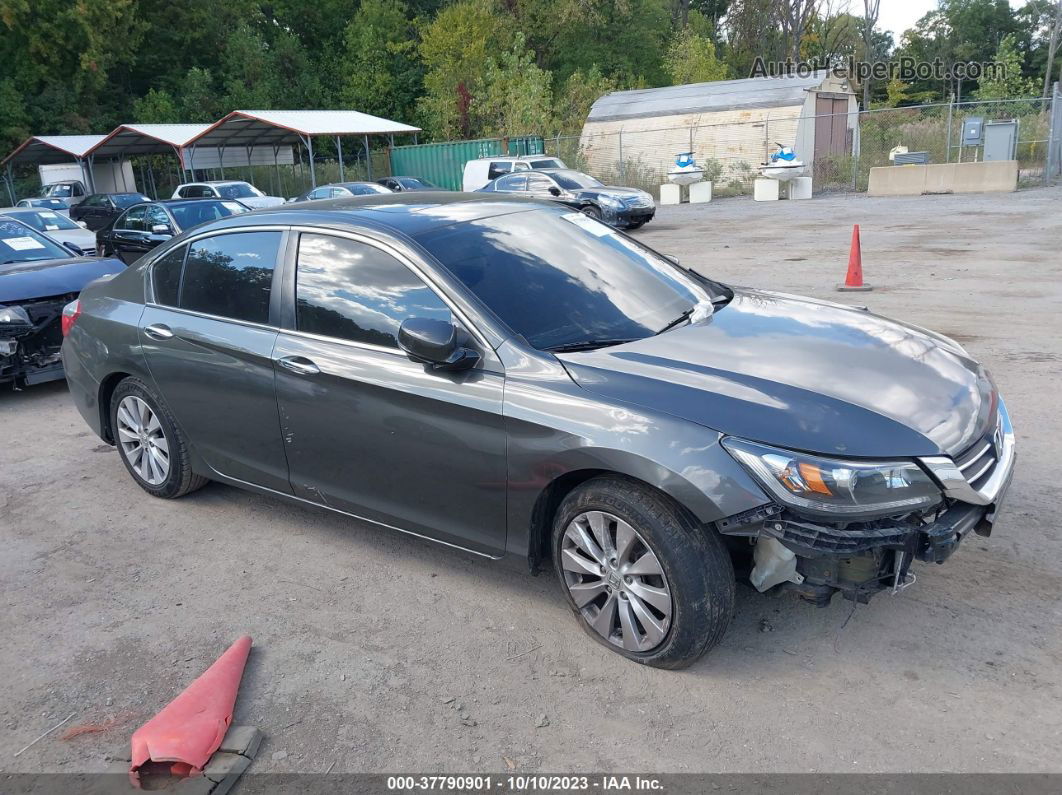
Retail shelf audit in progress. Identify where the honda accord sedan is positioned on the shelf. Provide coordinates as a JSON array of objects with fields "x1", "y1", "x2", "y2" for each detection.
[{"x1": 61, "y1": 194, "x2": 1014, "y2": 668}]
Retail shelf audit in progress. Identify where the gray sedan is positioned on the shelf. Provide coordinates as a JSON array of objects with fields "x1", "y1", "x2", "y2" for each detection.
[{"x1": 60, "y1": 194, "x2": 1014, "y2": 667}]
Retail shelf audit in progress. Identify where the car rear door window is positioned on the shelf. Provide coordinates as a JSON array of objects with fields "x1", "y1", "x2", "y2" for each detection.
[
  {"x1": 152, "y1": 245, "x2": 187, "y2": 306},
  {"x1": 180, "y1": 231, "x2": 281, "y2": 324},
  {"x1": 496, "y1": 174, "x2": 527, "y2": 192},
  {"x1": 295, "y1": 233, "x2": 451, "y2": 349}
]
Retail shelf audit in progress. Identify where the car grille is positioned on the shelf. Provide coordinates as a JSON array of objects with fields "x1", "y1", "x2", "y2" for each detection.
[{"x1": 953, "y1": 419, "x2": 1003, "y2": 492}]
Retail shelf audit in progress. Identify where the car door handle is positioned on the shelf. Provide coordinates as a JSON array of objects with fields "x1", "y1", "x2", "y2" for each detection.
[
  {"x1": 277, "y1": 356, "x2": 320, "y2": 375},
  {"x1": 144, "y1": 324, "x2": 174, "y2": 340}
]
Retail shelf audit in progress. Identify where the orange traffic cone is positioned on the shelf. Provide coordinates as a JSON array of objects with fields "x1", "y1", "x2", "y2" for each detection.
[
  {"x1": 836, "y1": 224, "x2": 872, "y2": 292},
  {"x1": 129, "y1": 636, "x2": 252, "y2": 788}
]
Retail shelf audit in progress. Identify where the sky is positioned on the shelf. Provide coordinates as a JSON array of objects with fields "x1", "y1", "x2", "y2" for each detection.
[{"x1": 877, "y1": 0, "x2": 1028, "y2": 40}]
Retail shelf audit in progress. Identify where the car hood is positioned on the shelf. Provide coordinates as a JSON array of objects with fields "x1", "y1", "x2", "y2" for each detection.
[
  {"x1": 0, "y1": 256, "x2": 125, "y2": 302},
  {"x1": 572, "y1": 186, "x2": 651, "y2": 201},
  {"x1": 237, "y1": 196, "x2": 286, "y2": 209},
  {"x1": 558, "y1": 288, "x2": 996, "y2": 458}
]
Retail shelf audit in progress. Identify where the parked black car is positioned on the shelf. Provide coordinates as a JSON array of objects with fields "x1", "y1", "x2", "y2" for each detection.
[
  {"x1": 70, "y1": 192, "x2": 152, "y2": 231},
  {"x1": 96, "y1": 199, "x2": 251, "y2": 264},
  {"x1": 289, "y1": 182, "x2": 392, "y2": 202},
  {"x1": 478, "y1": 168, "x2": 655, "y2": 229},
  {"x1": 376, "y1": 176, "x2": 445, "y2": 192},
  {"x1": 1, "y1": 217, "x2": 123, "y2": 386},
  {"x1": 62, "y1": 194, "x2": 1014, "y2": 668}
]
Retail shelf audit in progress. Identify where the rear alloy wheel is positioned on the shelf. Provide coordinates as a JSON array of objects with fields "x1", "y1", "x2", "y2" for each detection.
[
  {"x1": 560, "y1": 510, "x2": 672, "y2": 652},
  {"x1": 116, "y1": 395, "x2": 170, "y2": 486},
  {"x1": 110, "y1": 377, "x2": 209, "y2": 498},
  {"x1": 553, "y1": 476, "x2": 735, "y2": 668}
]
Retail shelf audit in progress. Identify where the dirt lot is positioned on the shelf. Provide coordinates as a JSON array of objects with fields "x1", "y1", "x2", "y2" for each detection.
[{"x1": 2, "y1": 186, "x2": 1061, "y2": 776}]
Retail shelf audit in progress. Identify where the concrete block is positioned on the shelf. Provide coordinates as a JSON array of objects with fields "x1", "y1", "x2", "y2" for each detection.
[
  {"x1": 659, "y1": 183, "x2": 682, "y2": 205},
  {"x1": 219, "y1": 725, "x2": 262, "y2": 758},
  {"x1": 786, "y1": 177, "x2": 813, "y2": 200},
  {"x1": 753, "y1": 178, "x2": 779, "y2": 201},
  {"x1": 867, "y1": 160, "x2": 1018, "y2": 196},
  {"x1": 688, "y1": 181, "x2": 712, "y2": 203}
]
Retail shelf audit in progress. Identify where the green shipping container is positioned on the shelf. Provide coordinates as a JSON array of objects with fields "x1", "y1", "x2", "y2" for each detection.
[{"x1": 389, "y1": 136, "x2": 545, "y2": 191}]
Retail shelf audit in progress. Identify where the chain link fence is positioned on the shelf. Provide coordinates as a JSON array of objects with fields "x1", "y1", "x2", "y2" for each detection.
[{"x1": 542, "y1": 92, "x2": 1061, "y2": 199}]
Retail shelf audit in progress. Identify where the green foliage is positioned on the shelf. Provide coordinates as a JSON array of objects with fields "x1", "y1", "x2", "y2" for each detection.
[
  {"x1": 340, "y1": 0, "x2": 422, "y2": 123},
  {"x1": 975, "y1": 33, "x2": 1038, "y2": 99},
  {"x1": 476, "y1": 34, "x2": 554, "y2": 136},
  {"x1": 664, "y1": 20, "x2": 729, "y2": 84},
  {"x1": 552, "y1": 67, "x2": 617, "y2": 135},
  {"x1": 132, "y1": 89, "x2": 180, "y2": 124}
]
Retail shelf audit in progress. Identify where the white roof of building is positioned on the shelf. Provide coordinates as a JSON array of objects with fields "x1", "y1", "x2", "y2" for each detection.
[
  {"x1": 587, "y1": 73, "x2": 829, "y2": 123},
  {"x1": 2, "y1": 134, "x2": 108, "y2": 165},
  {"x1": 188, "y1": 110, "x2": 420, "y2": 148}
]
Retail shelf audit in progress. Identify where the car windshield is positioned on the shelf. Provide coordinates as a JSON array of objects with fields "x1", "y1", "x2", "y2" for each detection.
[
  {"x1": 2, "y1": 210, "x2": 79, "y2": 232},
  {"x1": 0, "y1": 219, "x2": 72, "y2": 264},
  {"x1": 416, "y1": 207, "x2": 706, "y2": 350},
  {"x1": 31, "y1": 199, "x2": 69, "y2": 210},
  {"x1": 114, "y1": 194, "x2": 152, "y2": 208},
  {"x1": 168, "y1": 200, "x2": 248, "y2": 229},
  {"x1": 529, "y1": 159, "x2": 564, "y2": 169},
  {"x1": 401, "y1": 178, "x2": 436, "y2": 189},
  {"x1": 216, "y1": 183, "x2": 262, "y2": 199},
  {"x1": 42, "y1": 184, "x2": 72, "y2": 197},
  {"x1": 552, "y1": 172, "x2": 604, "y2": 190}
]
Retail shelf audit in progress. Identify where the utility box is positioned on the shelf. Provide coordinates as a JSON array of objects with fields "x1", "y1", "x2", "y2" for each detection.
[
  {"x1": 983, "y1": 119, "x2": 1019, "y2": 162},
  {"x1": 962, "y1": 117, "x2": 984, "y2": 146}
]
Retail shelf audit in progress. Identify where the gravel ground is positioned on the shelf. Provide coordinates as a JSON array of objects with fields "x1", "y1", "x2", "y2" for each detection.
[{"x1": 2, "y1": 186, "x2": 1061, "y2": 776}]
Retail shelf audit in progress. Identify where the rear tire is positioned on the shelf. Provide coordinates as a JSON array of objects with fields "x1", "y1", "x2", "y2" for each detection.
[
  {"x1": 552, "y1": 476, "x2": 735, "y2": 669},
  {"x1": 110, "y1": 377, "x2": 208, "y2": 499},
  {"x1": 581, "y1": 204, "x2": 603, "y2": 221}
]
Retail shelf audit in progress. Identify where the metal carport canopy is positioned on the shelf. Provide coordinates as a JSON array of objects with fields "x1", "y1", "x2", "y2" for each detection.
[
  {"x1": 88, "y1": 123, "x2": 211, "y2": 158},
  {"x1": 186, "y1": 110, "x2": 421, "y2": 186},
  {"x1": 1, "y1": 134, "x2": 108, "y2": 202}
]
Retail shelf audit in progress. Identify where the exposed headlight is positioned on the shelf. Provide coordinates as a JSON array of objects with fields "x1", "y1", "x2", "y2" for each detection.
[
  {"x1": 598, "y1": 195, "x2": 623, "y2": 209},
  {"x1": 722, "y1": 438, "x2": 941, "y2": 519}
]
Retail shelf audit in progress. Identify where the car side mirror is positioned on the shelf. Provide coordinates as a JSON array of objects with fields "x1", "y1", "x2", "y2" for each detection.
[
  {"x1": 76, "y1": 220, "x2": 88, "y2": 229},
  {"x1": 63, "y1": 242, "x2": 85, "y2": 257},
  {"x1": 398, "y1": 317, "x2": 479, "y2": 371},
  {"x1": 548, "y1": 186, "x2": 561, "y2": 196},
  {"x1": 151, "y1": 224, "x2": 172, "y2": 235}
]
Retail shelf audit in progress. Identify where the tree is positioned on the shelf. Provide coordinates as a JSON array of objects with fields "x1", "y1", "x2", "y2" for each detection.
[
  {"x1": 475, "y1": 34, "x2": 554, "y2": 136},
  {"x1": 132, "y1": 88, "x2": 180, "y2": 124},
  {"x1": 861, "y1": 0, "x2": 881, "y2": 108},
  {"x1": 339, "y1": 0, "x2": 422, "y2": 122},
  {"x1": 551, "y1": 66, "x2": 617, "y2": 134},
  {"x1": 779, "y1": 0, "x2": 821, "y2": 62},
  {"x1": 0, "y1": 78, "x2": 30, "y2": 154},
  {"x1": 417, "y1": 0, "x2": 505, "y2": 138},
  {"x1": 975, "y1": 33, "x2": 1037, "y2": 99},
  {"x1": 664, "y1": 23, "x2": 729, "y2": 84}
]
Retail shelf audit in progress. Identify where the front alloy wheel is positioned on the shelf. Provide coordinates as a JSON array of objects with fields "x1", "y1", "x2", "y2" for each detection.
[
  {"x1": 561, "y1": 510, "x2": 672, "y2": 652},
  {"x1": 116, "y1": 395, "x2": 170, "y2": 485}
]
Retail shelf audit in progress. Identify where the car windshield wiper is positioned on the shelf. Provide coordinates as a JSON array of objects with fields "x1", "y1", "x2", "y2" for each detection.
[
  {"x1": 656, "y1": 299, "x2": 715, "y2": 335},
  {"x1": 543, "y1": 338, "x2": 636, "y2": 353}
]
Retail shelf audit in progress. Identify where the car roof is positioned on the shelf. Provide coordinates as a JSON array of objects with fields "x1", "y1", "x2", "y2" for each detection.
[
  {"x1": 180, "y1": 193, "x2": 548, "y2": 239},
  {"x1": 470, "y1": 155, "x2": 558, "y2": 163},
  {"x1": 183, "y1": 180, "x2": 249, "y2": 186},
  {"x1": 90, "y1": 192, "x2": 149, "y2": 197}
]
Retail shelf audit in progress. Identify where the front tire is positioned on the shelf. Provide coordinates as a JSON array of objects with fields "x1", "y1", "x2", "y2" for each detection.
[
  {"x1": 581, "y1": 204, "x2": 603, "y2": 221},
  {"x1": 552, "y1": 476, "x2": 735, "y2": 669},
  {"x1": 110, "y1": 377, "x2": 208, "y2": 499}
]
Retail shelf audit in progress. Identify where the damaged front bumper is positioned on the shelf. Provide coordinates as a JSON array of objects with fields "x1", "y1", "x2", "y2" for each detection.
[
  {"x1": 0, "y1": 295, "x2": 72, "y2": 387},
  {"x1": 717, "y1": 409, "x2": 1016, "y2": 606}
]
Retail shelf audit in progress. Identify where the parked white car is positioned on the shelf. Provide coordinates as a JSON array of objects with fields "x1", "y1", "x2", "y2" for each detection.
[
  {"x1": 40, "y1": 180, "x2": 88, "y2": 206},
  {"x1": 461, "y1": 155, "x2": 567, "y2": 192},
  {"x1": 0, "y1": 206, "x2": 98, "y2": 255},
  {"x1": 171, "y1": 180, "x2": 285, "y2": 209}
]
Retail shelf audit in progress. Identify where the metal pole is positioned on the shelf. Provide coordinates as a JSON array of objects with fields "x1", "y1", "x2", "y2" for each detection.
[
  {"x1": 274, "y1": 146, "x2": 282, "y2": 197},
  {"x1": 1046, "y1": 82, "x2": 1060, "y2": 186},
  {"x1": 306, "y1": 136, "x2": 317, "y2": 187},
  {"x1": 364, "y1": 135, "x2": 372, "y2": 180},
  {"x1": 337, "y1": 136, "x2": 344, "y2": 181},
  {"x1": 945, "y1": 94, "x2": 954, "y2": 164},
  {"x1": 4, "y1": 163, "x2": 14, "y2": 204},
  {"x1": 218, "y1": 146, "x2": 225, "y2": 178}
]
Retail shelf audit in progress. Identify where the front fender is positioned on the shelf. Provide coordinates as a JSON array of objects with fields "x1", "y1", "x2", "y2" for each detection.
[{"x1": 500, "y1": 341, "x2": 770, "y2": 557}]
